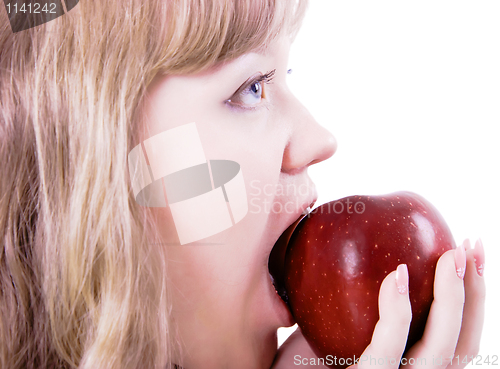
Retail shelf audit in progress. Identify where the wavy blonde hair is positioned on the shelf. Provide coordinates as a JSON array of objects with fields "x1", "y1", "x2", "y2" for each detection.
[{"x1": 0, "y1": 0, "x2": 307, "y2": 368}]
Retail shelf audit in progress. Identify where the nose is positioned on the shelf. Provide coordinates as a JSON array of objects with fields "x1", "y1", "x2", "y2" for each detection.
[{"x1": 281, "y1": 97, "x2": 337, "y2": 174}]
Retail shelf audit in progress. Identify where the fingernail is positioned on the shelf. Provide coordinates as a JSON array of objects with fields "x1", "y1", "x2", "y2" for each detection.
[
  {"x1": 463, "y1": 238, "x2": 472, "y2": 251},
  {"x1": 395, "y1": 264, "x2": 409, "y2": 294},
  {"x1": 455, "y1": 244, "x2": 466, "y2": 279},
  {"x1": 473, "y1": 238, "x2": 485, "y2": 277}
]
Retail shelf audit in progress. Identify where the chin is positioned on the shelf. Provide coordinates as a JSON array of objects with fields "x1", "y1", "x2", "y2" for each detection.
[{"x1": 241, "y1": 330, "x2": 281, "y2": 369}]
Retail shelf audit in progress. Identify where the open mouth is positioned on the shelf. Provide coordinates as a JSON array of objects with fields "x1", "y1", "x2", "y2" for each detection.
[
  {"x1": 268, "y1": 202, "x2": 315, "y2": 306},
  {"x1": 269, "y1": 271, "x2": 288, "y2": 303}
]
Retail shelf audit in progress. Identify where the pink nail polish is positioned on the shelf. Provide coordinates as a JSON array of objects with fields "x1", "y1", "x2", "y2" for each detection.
[
  {"x1": 474, "y1": 238, "x2": 485, "y2": 277},
  {"x1": 463, "y1": 238, "x2": 472, "y2": 251},
  {"x1": 395, "y1": 264, "x2": 409, "y2": 294},
  {"x1": 455, "y1": 244, "x2": 466, "y2": 279}
]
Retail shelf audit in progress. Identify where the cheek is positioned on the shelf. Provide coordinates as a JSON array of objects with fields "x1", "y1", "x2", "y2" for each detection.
[
  {"x1": 147, "y1": 207, "x2": 178, "y2": 244},
  {"x1": 242, "y1": 142, "x2": 285, "y2": 222},
  {"x1": 196, "y1": 115, "x2": 288, "y2": 221},
  {"x1": 140, "y1": 116, "x2": 288, "y2": 250}
]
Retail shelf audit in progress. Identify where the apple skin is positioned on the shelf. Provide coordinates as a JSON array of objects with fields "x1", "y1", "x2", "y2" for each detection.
[{"x1": 283, "y1": 191, "x2": 456, "y2": 367}]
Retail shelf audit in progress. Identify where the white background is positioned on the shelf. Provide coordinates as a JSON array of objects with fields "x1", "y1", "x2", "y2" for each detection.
[{"x1": 281, "y1": 0, "x2": 500, "y2": 356}]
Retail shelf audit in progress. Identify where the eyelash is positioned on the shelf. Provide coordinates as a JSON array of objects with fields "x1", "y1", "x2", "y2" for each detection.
[
  {"x1": 226, "y1": 69, "x2": 276, "y2": 110},
  {"x1": 255, "y1": 69, "x2": 276, "y2": 92}
]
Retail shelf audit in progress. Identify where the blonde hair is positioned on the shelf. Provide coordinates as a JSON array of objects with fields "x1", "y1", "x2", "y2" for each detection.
[{"x1": 0, "y1": 0, "x2": 307, "y2": 368}]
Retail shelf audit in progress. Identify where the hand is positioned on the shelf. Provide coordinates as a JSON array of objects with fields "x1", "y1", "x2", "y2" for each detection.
[
  {"x1": 271, "y1": 239, "x2": 485, "y2": 369},
  {"x1": 357, "y1": 238, "x2": 486, "y2": 369}
]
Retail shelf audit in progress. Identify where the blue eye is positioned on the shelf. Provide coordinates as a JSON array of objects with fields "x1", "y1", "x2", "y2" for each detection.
[
  {"x1": 227, "y1": 69, "x2": 276, "y2": 109},
  {"x1": 250, "y1": 81, "x2": 262, "y2": 95},
  {"x1": 239, "y1": 81, "x2": 263, "y2": 105}
]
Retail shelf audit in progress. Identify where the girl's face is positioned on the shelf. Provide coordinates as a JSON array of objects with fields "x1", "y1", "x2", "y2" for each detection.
[{"x1": 140, "y1": 36, "x2": 336, "y2": 368}]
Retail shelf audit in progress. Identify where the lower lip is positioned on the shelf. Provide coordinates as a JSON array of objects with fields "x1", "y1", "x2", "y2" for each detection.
[
  {"x1": 268, "y1": 207, "x2": 315, "y2": 326},
  {"x1": 268, "y1": 272, "x2": 295, "y2": 327},
  {"x1": 266, "y1": 206, "x2": 316, "y2": 328}
]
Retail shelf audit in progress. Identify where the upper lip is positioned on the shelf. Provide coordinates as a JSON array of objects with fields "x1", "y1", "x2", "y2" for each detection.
[{"x1": 308, "y1": 198, "x2": 317, "y2": 212}]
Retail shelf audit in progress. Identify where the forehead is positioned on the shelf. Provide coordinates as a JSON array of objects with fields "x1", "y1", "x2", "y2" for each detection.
[
  {"x1": 148, "y1": 36, "x2": 291, "y2": 92},
  {"x1": 215, "y1": 35, "x2": 291, "y2": 72}
]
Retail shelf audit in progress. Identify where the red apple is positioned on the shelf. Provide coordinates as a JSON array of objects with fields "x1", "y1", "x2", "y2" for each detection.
[{"x1": 282, "y1": 192, "x2": 455, "y2": 367}]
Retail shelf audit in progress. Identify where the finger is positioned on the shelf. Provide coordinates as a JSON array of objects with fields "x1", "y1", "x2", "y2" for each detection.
[
  {"x1": 403, "y1": 247, "x2": 465, "y2": 369},
  {"x1": 356, "y1": 264, "x2": 412, "y2": 369},
  {"x1": 449, "y1": 239, "x2": 486, "y2": 369}
]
